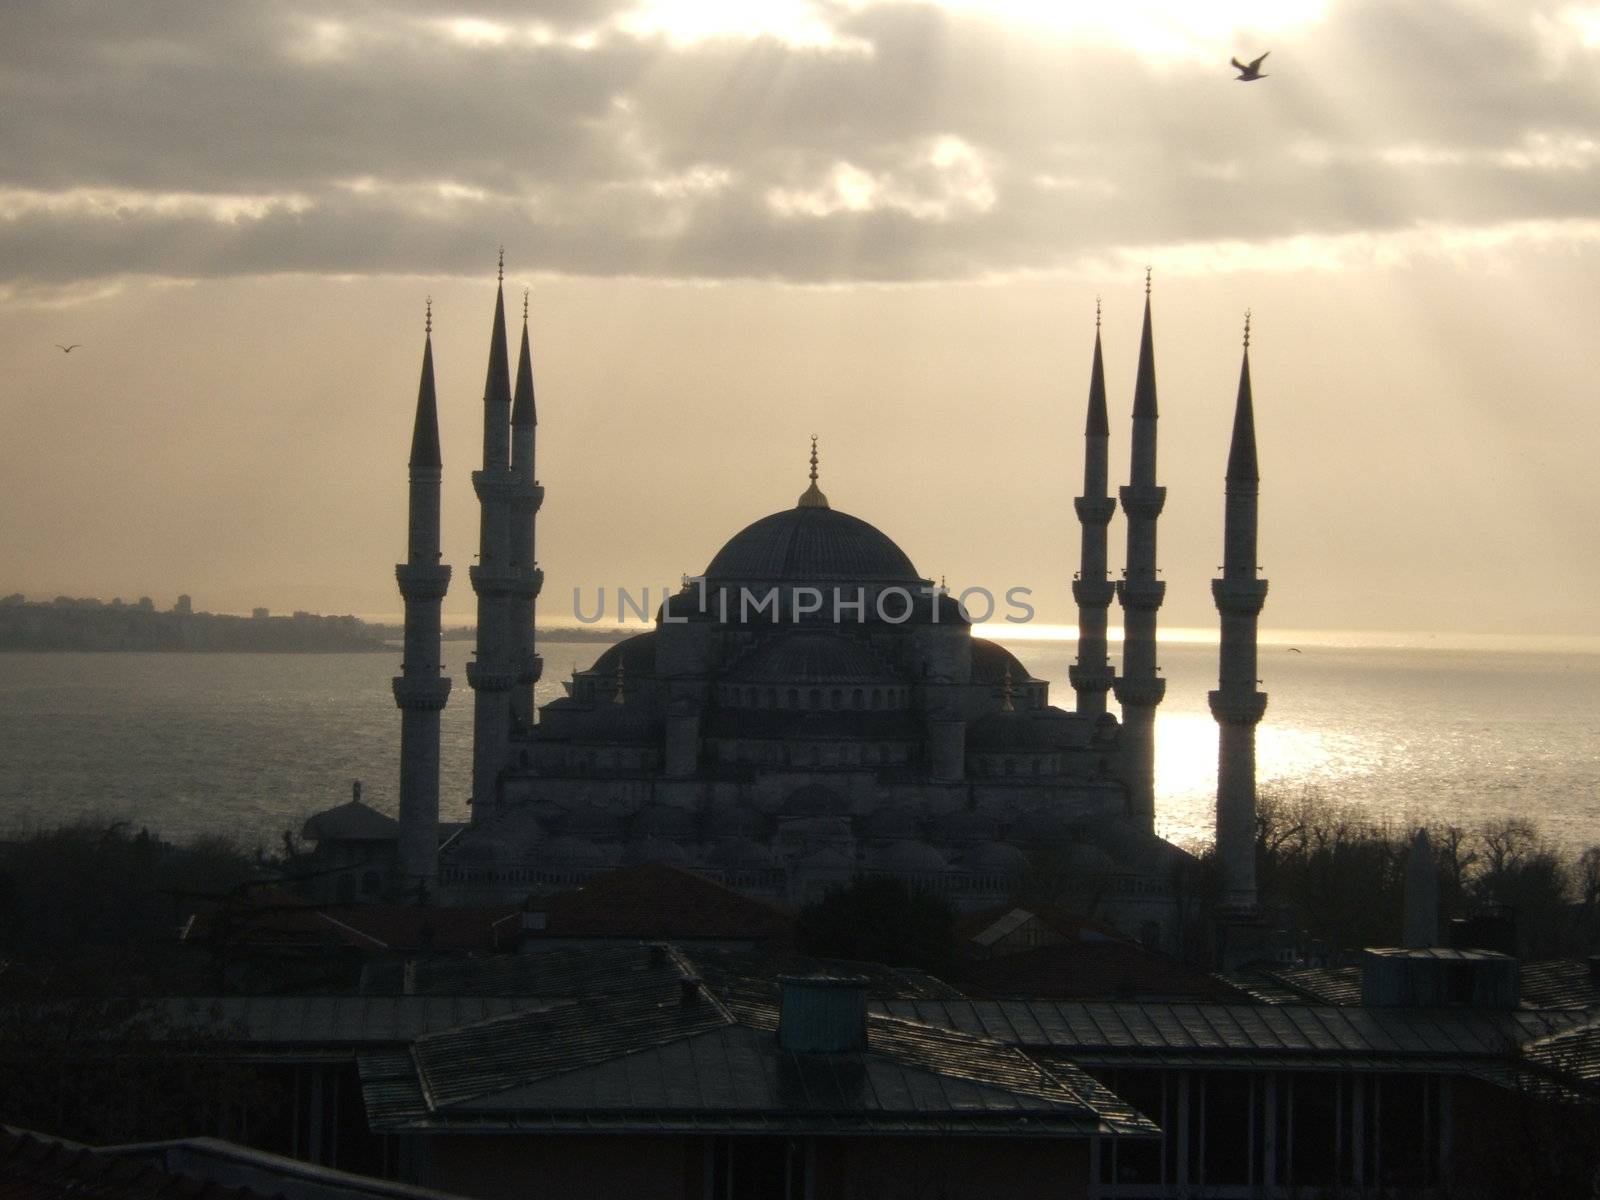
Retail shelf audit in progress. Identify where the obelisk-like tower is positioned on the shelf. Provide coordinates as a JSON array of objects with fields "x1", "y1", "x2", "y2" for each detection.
[
  {"x1": 467, "y1": 254, "x2": 516, "y2": 819},
  {"x1": 393, "y1": 302, "x2": 452, "y2": 890},
  {"x1": 1069, "y1": 302, "x2": 1115, "y2": 718},
  {"x1": 1113, "y1": 273, "x2": 1167, "y2": 831},
  {"x1": 507, "y1": 291, "x2": 545, "y2": 728},
  {"x1": 1209, "y1": 315, "x2": 1268, "y2": 911}
]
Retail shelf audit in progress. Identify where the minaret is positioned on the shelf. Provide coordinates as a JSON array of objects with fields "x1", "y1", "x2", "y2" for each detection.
[
  {"x1": 1209, "y1": 313, "x2": 1269, "y2": 911},
  {"x1": 1069, "y1": 299, "x2": 1115, "y2": 718},
  {"x1": 466, "y1": 252, "x2": 516, "y2": 819},
  {"x1": 1113, "y1": 271, "x2": 1167, "y2": 831},
  {"x1": 507, "y1": 289, "x2": 545, "y2": 728},
  {"x1": 393, "y1": 300, "x2": 452, "y2": 892}
]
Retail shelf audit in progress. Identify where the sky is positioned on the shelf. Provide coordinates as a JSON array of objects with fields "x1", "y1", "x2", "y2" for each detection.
[{"x1": 3, "y1": 0, "x2": 1600, "y2": 643}]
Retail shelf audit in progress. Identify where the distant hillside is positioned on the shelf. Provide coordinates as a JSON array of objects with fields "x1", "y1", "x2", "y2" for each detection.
[{"x1": 0, "y1": 595, "x2": 390, "y2": 652}]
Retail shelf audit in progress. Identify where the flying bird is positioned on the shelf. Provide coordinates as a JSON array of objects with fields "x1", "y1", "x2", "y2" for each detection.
[
  {"x1": 1231, "y1": 51, "x2": 1270, "y2": 81},
  {"x1": 54, "y1": 343, "x2": 82, "y2": 353}
]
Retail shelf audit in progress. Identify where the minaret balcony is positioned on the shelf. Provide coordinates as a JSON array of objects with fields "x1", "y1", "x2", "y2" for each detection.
[
  {"x1": 1118, "y1": 485, "x2": 1167, "y2": 520},
  {"x1": 466, "y1": 661, "x2": 516, "y2": 692},
  {"x1": 1115, "y1": 578, "x2": 1166, "y2": 611},
  {"x1": 1208, "y1": 688, "x2": 1268, "y2": 725},
  {"x1": 469, "y1": 563, "x2": 520, "y2": 597},
  {"x1": 471, "y1": 468, "x2": 520, "y2": 504},
  {"x1": 392, "y1": 675, "x2": 452, "y2": 711},
  {"x1": 507, "y1": 566, "x2": 544, "y2": 599},
  {"x1": 1113, "y1": 676, "x2": 1167, "y2": 707},
  {"x1": 1074, "y1": 496, "x2": 1116, "y2": 524},
  {"x1": 1068, "y1": 661, "x2": 1115, "y2": 690},
  {"x1": 395, "y1": 563, "x2": 452, "y2": 600},
  {"x1": 516, "y1": 651, "x2": 545, "y2": 684},
  {"x1": 505, "y1": 482, "x2": 545, "y2": 515},
  {"x1": 1071, "y1": 579, "x2": 1115, "y2": 608},
  {"x1": 1212, "y1": 577, "x2": 1269, "y2": 616}
]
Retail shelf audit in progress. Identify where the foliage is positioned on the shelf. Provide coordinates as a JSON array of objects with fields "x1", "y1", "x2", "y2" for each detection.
[
  {"x1": 0, "y1": 820, "x2": 258, "y2": 989},
  {"x1": 795, "y1": 875, "x2": 957, "y2": 975},
  {"x1": 1241, "y1": 786, "x2": 1600, "y2": 958},
  {"x1": 0, "y1": 990, "x2": 282, "y2": 1145}
]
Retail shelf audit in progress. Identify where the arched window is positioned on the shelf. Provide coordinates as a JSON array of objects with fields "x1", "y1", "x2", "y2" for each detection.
[
  {"x1": 830, "y1": 688, "x2": 842, "y2": 709},
  {"x1": 809, "y1": 688, "x2": 821, "y2": 709},
  {"x1": 852, "y1": 688, "x2": 863, "y2": 709}
]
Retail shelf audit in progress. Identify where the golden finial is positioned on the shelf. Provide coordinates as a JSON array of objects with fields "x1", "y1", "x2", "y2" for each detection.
[
  {"x1": 1243, "y1": 309, "x2": 1252, "y2": 350},
  {"x1": 425, "y1": 296, "x2": 432, "y2": 336},
  {"x1": 940, "y1": 574, "x2": 947, "y2": 590},
  {"x1": 1000, "y1": 667, "x2": 1016, "y2": 713},
  {"x1": 1144, "y1": 266, "x2": 1152, "y2": 297},
  {"x1": 523, "y1": 288, "x2": 529, "y2": 322},
  {"x1": 797, "y1": 435, "x2": 829, "y2": 509},
  {"x1": 497, "y1": 247, "x2": 505, "y2": 283}
]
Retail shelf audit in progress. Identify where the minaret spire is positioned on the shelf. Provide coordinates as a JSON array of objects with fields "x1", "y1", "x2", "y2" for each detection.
[
  {"x1": 1210, "y1": 313, "x2": 1268, "y2": 911},
  {"x1": 507, "y1": 285, "x2": 545, "y2": 729},
  {"x1": 1113, "y1": 273, "x2": 1168, "y2": 831},
  {"x1": 394, "y1": 301, "x2": 452, "y2": 894},
  {"x1": 467, "y1": 258, "x2": 517, "y2": 818},
  {"x1": 1070, "y1": 300, "x2": 1115, "y2": 717}
]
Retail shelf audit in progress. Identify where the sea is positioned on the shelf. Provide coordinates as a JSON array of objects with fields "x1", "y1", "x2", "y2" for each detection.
[{"x1": 2, "y1": 636, "x2": 1598, "y2": 855}]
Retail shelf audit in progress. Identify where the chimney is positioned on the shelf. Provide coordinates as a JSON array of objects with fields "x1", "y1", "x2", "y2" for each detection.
[{"x1": 777, "y1": 976, "x2": 868, "y2": 1052}]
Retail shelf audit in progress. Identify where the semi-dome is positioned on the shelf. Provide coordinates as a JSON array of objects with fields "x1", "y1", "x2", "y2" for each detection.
[
  {"x1": 705, "y1": 504, "x2": 921, "y2": 586},
  {"x1": 971, "y1": 638, "x2": 1039, "y2": 684},
  {"x1": 732, "y1": 632, "x2": 898, "y2": 682}
]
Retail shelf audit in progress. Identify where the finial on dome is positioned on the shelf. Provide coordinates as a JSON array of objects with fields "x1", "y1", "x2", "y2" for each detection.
[
  {"x1": 1243, "y1": 308, "x2": 1252, "y2": 350},
  {"x1": 613, "y1": 662, "x2": 626, "y2": 705},
  {"x1": 1000, "y1": 667, "x2": 1016, "y2": 713},
  {"x1": 797, "y1": 435, "x2": 829, "y2": 508},
  {"x1": 425, "y1": 296, "x2": 432, "y2": 336}
]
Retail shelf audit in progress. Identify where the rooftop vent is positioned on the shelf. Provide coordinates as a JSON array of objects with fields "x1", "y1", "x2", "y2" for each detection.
[
  {"x1": 1360, "y1": 947, "x2": 1520, "y2": 1009},
  {"x1": 777, "y1": 976, "x2": 868, "y2": 1052}
]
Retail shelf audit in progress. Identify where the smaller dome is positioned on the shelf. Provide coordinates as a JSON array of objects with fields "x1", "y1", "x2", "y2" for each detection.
[
  {"x1": 561, "y1": 802, "x2": 623, "y2": 839},
  {"x1": 707, "y1": 804, "x2": 764, "y2": 838},
  {"x1": 589, "y1": 630, "x2": 657, "y2": 678},
  {"x1": 779, "y1": 783, "x2": 853, "y2": 817},
  {"x1": 707, "y1": 836, "x2": 775, "y2": 868},
  {"x1": 1061, "y1": 843, "x2": 1117, "y2": 875},
  {"x1": 971, "y1": 638, "x2": 1039, "y2": 684},
  {"x1": 542, "y1": 836, "x2": 609, "y2": 865},
  {"x1": 623, "y1": 838, "x2": 690, "y2": 867},
  {"x1": 794, "y1": 846, "x2": 856, "y2": 872},
  {"x1": 1010, "y1": 808, "x2": 1072, "y2": 844},
  {"x1": 964, "y1": 842, "x2": 1028, "y2": 875},
  {"x1": 631, "y1": 805, "x2": 696, "y2": 839},
  {"x1": 931, "y1": 807, "x2": 1000, "y2": 844},
  {"x1": 859, "y1": 806, "x2": 920, "y2": 841},
  {"x1": 872, "y1": 841, "x2": 947, "y2": 872}
]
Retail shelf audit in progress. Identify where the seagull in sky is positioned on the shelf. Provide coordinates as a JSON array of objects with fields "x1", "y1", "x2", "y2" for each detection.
[
  {"x1": 54, "y1": 343, "x2": 82, "y2": 353},
  {"x1": 1231, "y1": 51, "x2": 1270, "y2": 81}
]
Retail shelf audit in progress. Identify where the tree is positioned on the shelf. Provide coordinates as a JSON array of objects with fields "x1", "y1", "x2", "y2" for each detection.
[{"x1": 795, "y1": 876, "x2": 957, "y2": 975}]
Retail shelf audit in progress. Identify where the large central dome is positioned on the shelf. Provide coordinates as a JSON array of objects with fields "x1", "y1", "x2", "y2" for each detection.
[{"x1": 704, "y1": 504, "x2": 922, "y2": 585}]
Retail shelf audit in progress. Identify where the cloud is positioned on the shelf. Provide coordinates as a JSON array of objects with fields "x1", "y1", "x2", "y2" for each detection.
[{"x1": 3, "y1": 0, "x2": 1600, "y2": 288}]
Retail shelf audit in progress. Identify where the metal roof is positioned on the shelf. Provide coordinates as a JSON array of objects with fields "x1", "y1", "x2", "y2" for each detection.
[
  {"x1": 152, "y1": 996, "x2": 549, "y2": 1046},
  {"x1": 360, "y1": 974, "x2": 1154, "y2": 1138},
  {"x1": 872, "y1": 999, "x2": 1591, "y2": 1060}
]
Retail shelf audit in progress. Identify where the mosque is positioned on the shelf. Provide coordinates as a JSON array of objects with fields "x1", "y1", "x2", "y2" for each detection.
[{"x1": 302, "y1": 262, "x2": 1269, "y2": 950}]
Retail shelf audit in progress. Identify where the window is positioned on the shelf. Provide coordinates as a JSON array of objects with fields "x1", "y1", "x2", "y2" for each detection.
[{"x1": 707, "y1": 1136, "x2": 806, "y2": 1200}]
